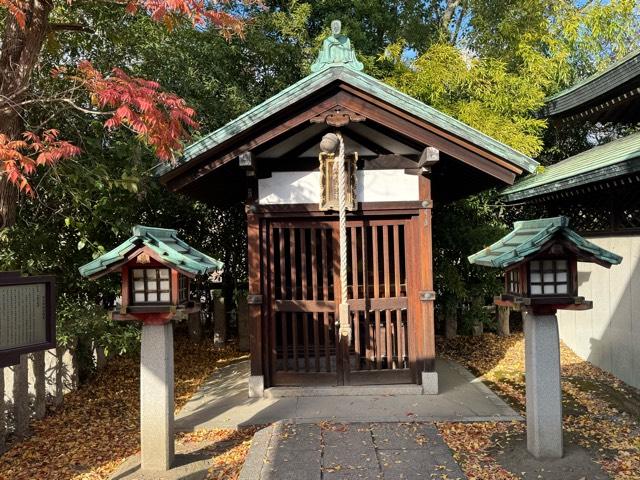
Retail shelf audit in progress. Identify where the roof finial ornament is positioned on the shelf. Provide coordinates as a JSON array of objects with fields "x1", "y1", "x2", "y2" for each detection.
[{"x1": 311, "y1": 20, "x2": 364, "y2": 73}]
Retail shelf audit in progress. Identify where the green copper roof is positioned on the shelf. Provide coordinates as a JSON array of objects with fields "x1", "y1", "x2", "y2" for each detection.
[
  {"x1": 468, "y1": 216, "x2": 622, "y2": 269},
  {"x1": 543, "y1": 49, "x2": 640, "y2": 119},
  {"x1": 79, "y1": 225, "x2": 223, "y2": 279},
  {"x1": 502, "y1": 132, "x2": 640, "y2": 202},
  {"x1": 156, "y1": 32, "x2": 537, "y2": 179}
]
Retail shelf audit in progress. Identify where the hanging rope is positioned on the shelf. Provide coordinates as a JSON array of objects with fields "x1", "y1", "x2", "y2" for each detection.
[
  {"x1": 335, "y1": 131, "x2": 351, "y2": 346},
  {"x1": 336, "y1": 131, "x2": 349, "y2": 306}
]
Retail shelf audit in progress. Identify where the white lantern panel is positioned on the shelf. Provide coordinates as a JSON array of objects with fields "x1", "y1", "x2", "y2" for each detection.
[
  {"x1": 134, "y1": 293, "x2": 145, "y2": 302},
  {"x1": 160, "y1": 292, "x2": 170, "y2": 302},
  {"x1": 147, "y1": 293, "x2": 158, "y2": 302},
  {"x1": 543, "y1": 273, "x2": 554, "y2": 282},
  {"x1": 160, "y1": 281, "x2": 170, "y2": 290},
  {"x1": 133, "y1": 269, "x2": 144, "y2": 279},
  {"x1": 556, "y1": 284, "x2": 568, "y2": 294},
  {"x1": 531, "y1": 285, "x2": 542, "y2": 295},
  {"x1": 159, "y1": 269, "x2": 170, "y2": 279},
  {"x1": 557, "y1": 272, "x2": 568, "y2": 282},
  {"x1": 556, "y1": 260, "x2": 567, "y2": 270},
  {"x1": 530, "y1": 272, "x2": 541, "y2": 282},
  {"x1": 134, "y1": 280, "x2": 144, "y2": 290},
  {"x1": 543, "y1": 285, "x2": 555, "y2": 294}
]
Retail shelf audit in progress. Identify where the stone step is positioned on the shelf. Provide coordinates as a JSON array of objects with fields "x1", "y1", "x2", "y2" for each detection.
[{"x1": 264, "y1": 384, "x2": 423, "y2": 398}]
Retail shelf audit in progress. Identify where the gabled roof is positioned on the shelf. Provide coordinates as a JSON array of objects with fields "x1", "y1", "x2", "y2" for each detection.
[
  {"x1": 79, "y1": 225, "x2": 223, "y2": 279},
  {"x1": 542, "y1": 49, "x2": 640, "y2": 122},
  {"x1": 468, "y1": 216, "x2": 622, "y2": 269},
  {"x1": 501, "y1": 132, "x2": 640, "y2": 202},
  {"x1": 156, "y1": 61, "x2": 537, "y2": 180}
]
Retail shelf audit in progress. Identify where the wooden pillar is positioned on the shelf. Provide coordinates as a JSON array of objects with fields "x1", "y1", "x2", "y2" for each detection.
[
  {"x1": 418, "y1": 175, "x2": 435, "y2": 372},
  {"x1": 0, "y1": 368, "x2": 5, "y2": 452},
  {"x1": 247, "y1": 210, "x2": 264, "y2": 395}
]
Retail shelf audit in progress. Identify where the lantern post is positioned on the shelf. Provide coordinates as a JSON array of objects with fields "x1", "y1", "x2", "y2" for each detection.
[
  {"x1": 469, "y1": 217, "x2": 622, "y2": 458},
  {"x1": 80, "y1": 226, "x2": 222, "y2": 471}
]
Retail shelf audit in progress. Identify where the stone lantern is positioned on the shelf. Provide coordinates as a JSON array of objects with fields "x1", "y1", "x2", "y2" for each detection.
[
  {"x1": 80, "y1": 225, "x2": 222, "y2": 471},
  {"x1": 469, "y1": 216, "x2": 621, "y2": 458}
]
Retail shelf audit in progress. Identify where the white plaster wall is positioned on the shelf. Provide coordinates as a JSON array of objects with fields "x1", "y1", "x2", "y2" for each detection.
[
  {"x1": 556, "y1": 235, "x2": 640, "y2": 389},
  {"x1": 258, "y1": 170, "x2": 419, "y2": 205}
]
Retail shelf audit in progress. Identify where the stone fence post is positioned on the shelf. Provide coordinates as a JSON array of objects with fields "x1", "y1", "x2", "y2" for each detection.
[
  {"x1": 497, "y1": 306, "x2": 510, "y2": 336},
  {"x1": 31, "y1": 351, "x2": 46, "y2": 419},
  {"x1": 12, "y1": 355, "x2": 29, "y2": 438},
  {"x1": 213, "y1": 294, "x2": 226, "y2": 347}
]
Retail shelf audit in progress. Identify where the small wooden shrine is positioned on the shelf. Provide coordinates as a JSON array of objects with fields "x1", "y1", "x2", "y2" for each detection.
[{"x1": 157, "y1": 21, "x2": 539, "y2": 393}]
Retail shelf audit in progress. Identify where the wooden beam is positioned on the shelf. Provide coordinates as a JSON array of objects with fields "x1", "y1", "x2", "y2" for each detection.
[
  {"x1": 166, "y1": 94, "x2": 345, "y2": 192},
  {"x1": 339, "y1": 84, "x2": 524, "y2": 177},
  {"x1": 338, "y1": 93, "x2": 517, "y2": 183}
]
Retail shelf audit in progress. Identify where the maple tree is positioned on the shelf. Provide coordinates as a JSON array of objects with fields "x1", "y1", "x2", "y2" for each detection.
[{"x1": 0, "y1": 0, "x2": 251, "y2": 228}]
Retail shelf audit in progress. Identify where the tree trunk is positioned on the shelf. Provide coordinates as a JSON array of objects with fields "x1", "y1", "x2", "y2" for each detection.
[{"x1": 0, "y1": 0, "x2": 53, "y2": 228}]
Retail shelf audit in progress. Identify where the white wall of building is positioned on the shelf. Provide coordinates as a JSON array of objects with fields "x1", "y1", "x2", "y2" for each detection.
[
  {"x1": 258, "y1": 170, "x2": 420, "y2": 205},
  {"x1": 556, "y1": 235, "x2": 640, "y2": 388}
]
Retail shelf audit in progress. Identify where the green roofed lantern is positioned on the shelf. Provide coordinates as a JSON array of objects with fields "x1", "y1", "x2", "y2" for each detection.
[
  {"x1": 470, "y1": 216, "x2": 622, "y2": 460},
  {"x1": 469, "y1": 216, "x2": 621, "y2": 312},
  {"x1": 79, "y1": 225, "x2": 223, "y2": 324}
]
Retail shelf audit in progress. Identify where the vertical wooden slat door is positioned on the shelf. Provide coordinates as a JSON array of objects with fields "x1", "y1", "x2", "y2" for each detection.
[
  {"x1": 346, "y1": 219, "x2": 413, "y2": 385},
  {"x1": 268, "y1": 222, "x2": 338, "y2": 386},
  {"x1": 265, "y1": 218, "x2": 414, "y2": 386}
]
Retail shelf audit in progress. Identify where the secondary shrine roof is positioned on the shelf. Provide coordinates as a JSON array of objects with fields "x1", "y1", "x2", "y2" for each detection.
[
  {"x1": 501, "y1": 131, "x2": 640, "y2": 202},
  {"x1": 79, "y1": 225, "x2": 223, "y2": 279},
  {"x1": 542, "y1": 49, "x2": 640, "y2": 123},
  {"x1": 468, "y1": 216, "x2": 622, "y2": 269}
]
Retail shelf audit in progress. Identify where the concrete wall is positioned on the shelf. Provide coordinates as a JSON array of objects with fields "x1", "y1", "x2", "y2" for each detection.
[{"x1": 556, "y1": 235, "x2": 640, "y2": 389}]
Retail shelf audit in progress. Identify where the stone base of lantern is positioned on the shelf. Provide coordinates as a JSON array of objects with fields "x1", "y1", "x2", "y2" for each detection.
[
  {"x1": 140, "y1": 322, "x2": 175, "y2": 471},
  {"x1": 248, "y1": 375, "x2": 265, "y2": 398},
  {"x1": 523, "y1": 311, "x2": 563, "y2": 459}
]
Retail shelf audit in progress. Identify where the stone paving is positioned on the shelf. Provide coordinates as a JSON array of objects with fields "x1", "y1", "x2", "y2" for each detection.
[
  {"x1": 239, "y1": 421, "x2": 466, "y2": 480},
  {"x1": 175, "y1": 359, "x2": 520, "y2": 430}
]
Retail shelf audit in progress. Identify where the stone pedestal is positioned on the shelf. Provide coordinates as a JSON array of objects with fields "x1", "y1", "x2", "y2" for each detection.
[
  {"x1": 421, "y1": 371, "x2": 438, "y2": 395},
  {"x1": 523, "y1": 312, "x2": 563, "y2": 458},
  {"x1": 248, "y1": 375, "x2": 264, "y2": 398},
  {"x1": 497, "y1": 306, "x2": 510, "y2": 336},
  {"x1": 140, "y1": 323, "x2": 175, "y2": 471}
]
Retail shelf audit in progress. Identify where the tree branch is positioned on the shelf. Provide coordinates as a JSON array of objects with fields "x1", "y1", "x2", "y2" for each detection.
[{"x1": 49, "y1": 23, "x2": 94, "y2": 34}]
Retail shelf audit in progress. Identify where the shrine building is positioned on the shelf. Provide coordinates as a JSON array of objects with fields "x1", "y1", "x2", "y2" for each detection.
[{"x1": 157, "y1": 21, "x2": 538, "y2": 394}]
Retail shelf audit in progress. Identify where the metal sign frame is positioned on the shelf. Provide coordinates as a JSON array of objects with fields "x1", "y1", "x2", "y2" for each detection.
[{"x1": 0, "y1": 271, "x2": 56, "y2": 368}]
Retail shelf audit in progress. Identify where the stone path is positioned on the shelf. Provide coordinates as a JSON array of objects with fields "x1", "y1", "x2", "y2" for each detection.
[
  {"x1": 175, "y1": 359, "x2": 520, "y2": 430},
  {"x1": 240, "y1": 421, "x2": 466, "y2": 480}
]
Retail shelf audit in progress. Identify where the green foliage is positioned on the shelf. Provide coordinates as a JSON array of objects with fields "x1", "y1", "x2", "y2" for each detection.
[
  {"x1": 383, "y1": 42, "x2": 549, "y2": 157},
  {"x1": 432, "y1": 194, "x2": 507, "y2": 333},
  {"x1": 4, "y1": 0, "x2": 640, "y2": 346}
]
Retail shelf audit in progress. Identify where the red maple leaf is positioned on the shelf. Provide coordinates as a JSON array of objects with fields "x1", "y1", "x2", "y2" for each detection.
[{"x1": 0, "y1": 130, "x2": 81, "y2": 195}]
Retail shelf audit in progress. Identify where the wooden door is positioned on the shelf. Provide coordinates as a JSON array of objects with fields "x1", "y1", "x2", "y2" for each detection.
[
  {"x1": 345, "y1": 220, "x2": 413, "y2": 385},
  {"x1": 264, "y1": 218, "x2": 413, "y2": 386}
]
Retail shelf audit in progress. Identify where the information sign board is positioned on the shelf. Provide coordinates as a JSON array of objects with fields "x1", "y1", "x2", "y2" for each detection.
[{"x1": 0, "y1": 272, "x2": 56, "y2": 367}]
